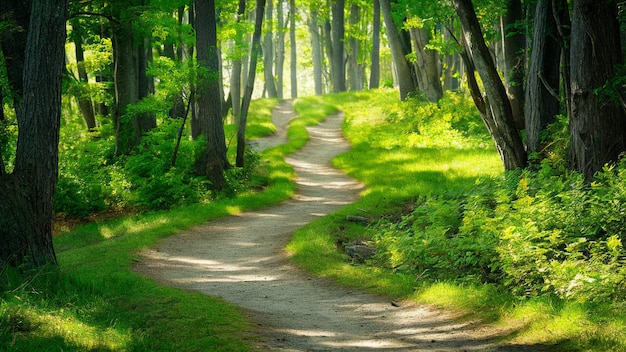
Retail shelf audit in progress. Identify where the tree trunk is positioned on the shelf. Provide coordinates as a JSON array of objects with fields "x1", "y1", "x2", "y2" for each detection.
[
  {"x1": 237, "y1": 0, "x2": 266, "y2": 167},
  {"x1": 0, "y1": 0, "x2": 67, "y2": 269},
  {"x1": 502, "y1": 0, "x2": 525, "y2": 130},
  {"x1": 194, "y1": 0, "x2": 228, "y2": 189},
  {"x1": 409, "y1": 27, "x2": 443, "y2": 102},
  {"x1": 524, "y1": 0, "x2": 561, "y2": 153},
  {"x1": 308, "y1": 9, "x2": 324, "y2": 95},
  {"x1": 136, "y1": 36, "x2": 157, "y2": 135},
  {"x1": 263, "y1": 0, "x2": 278, "y2": 98},
  {"x1": 369, "y1": 0, "x2": 381, "y2": 89},
  {"x1": 379, "y1": 0, "x2": 416, "y2": 100},
  {"x1": 230, "y1": 0, "x2": 246, "y2": 123},
  {"x1": 569, "y1": 0, "x2": 626, "y2": 180},
  {"x1": 347, "y1": 2, "x2": 362, "y2": 91},
  {"x1": 289, "y1": 0, "x2": 298, "y2": 98},
  {"x1": 330, "y1": 0, "x2": 346, "y2": 93},
  {"x1": 275, "y1": 0, "x2": 285, "y2": 99},
  {"x1": 453, "y1": 0, "x2": 527, "y2": 170},
  {"x1": 112, "y1": 18, "x2": 139, "y2": 155},
  {"x1": 70, "y1": 18, "x2": 97, "y2": 131}
]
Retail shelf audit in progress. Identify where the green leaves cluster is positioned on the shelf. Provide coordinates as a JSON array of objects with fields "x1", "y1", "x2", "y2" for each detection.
[{"x1": 370, "y1": 159, "x2": 626, "y2": 303}]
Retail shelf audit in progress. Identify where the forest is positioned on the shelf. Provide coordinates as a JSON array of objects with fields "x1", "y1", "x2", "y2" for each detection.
[{"x1": 2, "y1": 0, "x2": 626, "y2": 350}]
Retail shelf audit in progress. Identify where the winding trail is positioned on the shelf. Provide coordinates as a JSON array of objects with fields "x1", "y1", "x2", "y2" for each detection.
[{"x1": 135, "y1": 101, "x2": 540, "y2": 351}]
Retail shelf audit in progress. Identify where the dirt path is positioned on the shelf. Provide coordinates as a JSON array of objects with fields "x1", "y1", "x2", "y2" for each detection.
[{"x1": 135, "y1": 101, "x2": 540, "y2": 351}]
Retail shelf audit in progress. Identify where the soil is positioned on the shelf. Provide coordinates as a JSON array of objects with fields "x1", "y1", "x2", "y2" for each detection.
[{"x1": 134, "y1": 100, "x2": 544, "y2": 351}]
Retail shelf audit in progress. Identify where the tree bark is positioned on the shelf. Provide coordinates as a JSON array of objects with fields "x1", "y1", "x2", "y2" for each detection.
[
  {"x1": 263, "y1": 0, "x2": 278, "y2": 98},
  {"x1": 502, "y1": 0, "x2": 525, "y2": 130},
  {"x1": 524, "y1": 0, "x2": 561, "y2": 153},
  {"x1": 308, "y1": 9, "x2": 324, "y2": 95},
  {"x1": 237, "y1": 0, "x2": 266, "y2": 167},
  {"x1": 0, "y1": 0, "x2": 67, "y2": 269},
  {"x1": 453, "y1": 0, "x2": 527, "y2": 170},
  {"x1": 379, "y1": 0, "x2": 416, "y2": 100},
  {"x1": 289, "y1": 0, "x2": 298, "y2": 98},
  {"x1": 369, "y1": 0, "x2": 381, "y2": 89},
  {"x1": 276, "y1": 0, "x2": 285, "y2": 99},
  {"x1": 569, "y1": 0, "x2": 626, "y2": 180},
  {"x1": 347, "y1": 2, "x2": 362, "y2": 91},
  {"x1": 70, "y1": 18, "x2": 97, "y2": 130},
  {"x1": 194, "y1": 0, "x2": 228, "y2": 189},
  {"x1": 409, "y1": 27, "x2": 443, "y2": 102},
  {"x1": 230, "y1": 0, "x2": 246, "y2": 123},
  {"x1": 330, "y1": 0, "x2": 346, "y2": 93}
]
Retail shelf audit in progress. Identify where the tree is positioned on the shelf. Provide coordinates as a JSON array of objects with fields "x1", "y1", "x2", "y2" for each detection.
[
  {"x1": 263, "y1": 0, "x2": 279, "y2": 98},
  {"x1": 69, "y1": 17, "x2": 97, "y2": 130},
  {"x1": 369, "y1": 0, "x2": 380, "y2": 89},
  {"x1": 408, "y1": 24, "x2": 443, "y2": 102},
  {"x1": 307, "y1": 5, "x2": 324, "y2": 95},
  {"x1": 569, "y1": 0, "x2": 626, "y2": 180},
  {"x1": 501, "y1": 0, "x2": 525, "y2": 130},
  {"x1": 524, "y1": 0, "x2": 561, "y2": 153},
  {"x1": 237, "y1": 0, "x2": 266, "y2": 167},
  {"x1": 452, "y1": 0, "x2": 526, "y2": 170},
  {"x1": 289, "y1": 0, "x2": 298, "y2": 97},
  {"x1": 194, "y1": 0, "x2": 228, "y2": 189},
  {"x1": 379, "y1": 0, "x2": 416, "y2": 100},
  {"x1": 330, "y1": 0, "x2": 346, "y2": 92},
  {"x1": 0, "y1": 0, "x2": 67, "y2": 269}
]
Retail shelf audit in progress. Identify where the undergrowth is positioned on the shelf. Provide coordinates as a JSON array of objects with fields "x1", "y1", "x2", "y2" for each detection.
[{"x1": 288, "y1": 89, "x2": 626, "y2": 351}]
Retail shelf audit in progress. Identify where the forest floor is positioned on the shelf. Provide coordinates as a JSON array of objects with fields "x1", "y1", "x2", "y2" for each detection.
[{"x1": 134, "y1": 101, "x2": 543, "y2": 351}]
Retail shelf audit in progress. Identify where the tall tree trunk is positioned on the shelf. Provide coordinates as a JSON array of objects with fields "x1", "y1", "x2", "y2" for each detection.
[
  {"x1": 275, "y1": 0, "x2": 285, "y2": 99},
  {"x1": 409, "y1": 27, "x2": 443, "y2": 102},
  {"x1": 289, "y1": 0, "x2": 298, "y2": 98},
  {"x1": 369, "y1": 0, "x2": 381, "y2": 89},
  {"x1": 136, "y1": 36, "x2": 157, "y2": 135},
  {"x1": 347, "y1": 2, "x2": 361, "y2": 91},
  {"x1": 194, "y1": 0, "x2": 228, "y2": 189},
  {"x1": 453, "y1": 0, "x2": 527, "y2": 170},
  {"x1": 70, "y1": 18, "x2": 97, "y2": 131},
  {"x1": 0, "y1": 0, "x2": 66, "y2": 269},
  {"x1": 263, "y1": 0, "x2": 278, "y2": 98},
  {"x1": 308, "y1": 9, "x2": 324, "y2": 95},
  {"x1": 112, "y1": 17, "x2": 139, "y2": 155},
  {"x1": 237, "y1": 0, "x2": 266, "y2": 167},
  {"x1": 524, "y1": 0, "x2": 561, "y2": 153},
  {"x1": 379, "y1": 0, "x2": 416, "y2": 100},
  {"x1": 330, "y1": 0, "x2": 346, "y2": 92},
  {"x1": 231, "y1": 0, "x2": 246, "y2": 123},
  {"x1": 502, "y1": 0, "x2": 525, "y2": 130},
  {"x1": 569, "y1": 0, "x2": 626, "y2": 180}
]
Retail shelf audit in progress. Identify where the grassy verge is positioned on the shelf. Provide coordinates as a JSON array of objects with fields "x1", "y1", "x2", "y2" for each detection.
[
  {"x1": 286, "y1": 89, "x2": 626, "y2": 351},
  {"x1": 0, "y1": 98, "x2": 330, "y2": 351}
]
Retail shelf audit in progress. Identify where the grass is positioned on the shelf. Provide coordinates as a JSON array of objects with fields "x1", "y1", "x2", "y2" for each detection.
[
  {"x1": 0, "y1": 97, "x2": 331, "y2": 351},
  {"x1": 286, "y1": 89, "x2": 626, "y2": 352}
]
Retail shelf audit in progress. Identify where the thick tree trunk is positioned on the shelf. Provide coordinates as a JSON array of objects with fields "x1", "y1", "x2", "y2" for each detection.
[
  {"x1": 289, "y1": 0, "x2": 298, "y2": 98},
  {"x1": 237, "y1": 0, "x2": 266, "y2": 167},
  {"x1": 330, "y1": 0, "x2": 346, "y2": 93},
  {"x1": 569, "y1": 0, "x2": 626, "y2": 180},
  {"x1": 112, "y1": 19, "x2": 139, "y2": 155},
  {"x1": 347, "y1": 3, "x2": 362, "y2": 91},
  {"x1": 194, "y1": 0, "x2": 228, "y2": 189},
  {"x1": 379, "y1": 0, "x2": 416, "y2": 100},
  {"x1": 308, "y1": 9, "x2": 324, "y2": 95},
  {"x1": 502, "y1": 0, "x2": 525, "y2": 130},
  {"x1": 524, "y1": 0, "x2": 561, "y2": 153},
  {"x1": 369, "y1": 0, "x2": 381, "y2": 89},
  {"x1": 453, "y1": 0, "x2": 527, "y2": 170},
  {"x1": 409, "y1": 27, "x2": 443, "y2": 102},
  {"x1": 263, "y1": 0, "x2": 278, "y2": 98},
  {"x1": 0, "y1": 0, "x2": 67, "y2": 269}
]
